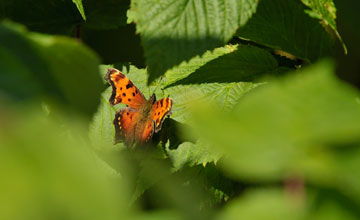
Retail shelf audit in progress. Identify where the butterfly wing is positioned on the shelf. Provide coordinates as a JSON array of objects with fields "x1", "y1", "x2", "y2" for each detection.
[
  {"x1": 151, "y1": 97, "x2": 173, "y2": 133},
  {"x1": 113, "y1": 107, "x2": 139, "y2": 146},
  {"x1": 105, "y1": 68, "x2": 146, "y2": 109},
  {"x1": 135, "y1": 118, "x2": 155, "y2": 143}
]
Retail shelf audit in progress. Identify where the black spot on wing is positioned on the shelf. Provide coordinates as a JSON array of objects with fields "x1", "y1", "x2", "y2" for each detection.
[{"x1": 126, "y1": 82, "x2": 133, "y2": 89}]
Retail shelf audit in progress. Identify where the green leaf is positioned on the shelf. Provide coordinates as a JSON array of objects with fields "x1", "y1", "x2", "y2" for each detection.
[
  {"x1": 166, "y1": 82, "x2": 259, "y2": 124},
  {"x1": 237, "y1": 0, "x2": 334, "y2": 62},
  {"x1": 164, "y1": 45, "x2": 238, "y2": 86},
  {"x1": 162, "y1": 44, "x2": 277, "y2": 123},
  {"x1": 166, "y1": 140, "x2": 222, "y2": 171},
  {"x1": 163, "y1": 81, "x2": 259, "y2": 167},
  {"x1": 187, "y1": 60, "x2": 360, "y2": 181},
  {"x1": 0, "y1": 0, "x2": 82, "y2": 34},
  {"x1": 216, "y1": 189, "x2": 304, "y2": 220},
  {"x1": 72, "y1": 0, "x2": 86, "y2": 21},
  {"x1": 0, "y1": 22, "x2": 102, "y2": 117},
  {"x1": 89, "y1": 85, "x2": 123, "y2": 150},
  {"x1": 308, "y1": 190, "x2": 360, "y2": 220},
  {"x1": 82, "y1": 0, "x2": 129, "y2": 29},
  {"x1": 0, "y1": 110, "x2": 128, "y2": 220},
  {"x1": 166, "y1": 45, "x2": 284, "y2": 87},
  {"x1": 134, "y1": 210, "x2": 183, "y2": 220},
  {"x1": 131, "y1": 0, "x2": 258, "y2": 83},
  {"x1": 300, "y1": 0, "x2": 347, "y2": 54}
]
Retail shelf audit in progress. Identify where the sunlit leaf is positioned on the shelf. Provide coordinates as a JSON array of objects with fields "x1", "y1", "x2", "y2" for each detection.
[
  {"x1": 131, "y1": 0, "x2": 258, "y2": 83},
  {"x1": 300, "y1": 0, "x2": 347, "y2": 54},
  {"x1": 237, "y1": 0, "x2": 334, "y2": 62},
  {"x1": 72, "y1": 0, "x2": 86, "y2": 21}
]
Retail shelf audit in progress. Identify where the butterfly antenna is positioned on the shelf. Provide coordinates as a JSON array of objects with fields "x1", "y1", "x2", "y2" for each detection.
[{"x1": 151, "y1": 76, "x2": 165, "y2": 96}]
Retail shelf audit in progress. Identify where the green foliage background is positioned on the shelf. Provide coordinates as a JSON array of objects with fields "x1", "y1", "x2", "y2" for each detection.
[{"x1": 1, "y1": 0, "x2": 360, "y2": 219}]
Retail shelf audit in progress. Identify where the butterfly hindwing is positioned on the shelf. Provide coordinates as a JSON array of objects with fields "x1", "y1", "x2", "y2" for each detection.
[
  {"x1": 105, "y1": 68, "x2": 146, "y2": 109},
  {"x1": 113, "y1": 107, "x2": 139, "y2": 146},
  {"x1": 151, "y1": 97, "x2": 173, "y2": 133},
  {"x1": 135, "y1": 119, "x2": 155, "y2": 143}
]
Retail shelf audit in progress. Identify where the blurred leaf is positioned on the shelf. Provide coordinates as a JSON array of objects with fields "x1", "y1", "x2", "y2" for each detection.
[
  {"x1": 329, "y1": 145, "x2": 360, "y2": 206},
  {"x1": 216, "y1": 189, "x2": 304, "y2": 220},
  {"x1": 0, "y1": 22, "x2": 102, "y2": 117},
  {"x1": 0, "y1": 110, "x2": 128, "y2": 220},
  {"x1": 300, "y1": 0, "x2": 347, "y2": 54},
  {"x1": 82, "y1": 0, "x2": 129, "y2": 29},
  {"x1": 73, "y1": 0, "x2": 86, "y2": 21},
  {"x1": 131, "y1": 0, "x2": 258, "y2": 83},
  {"x1": 0, "y1": 0, "x2": 82, "y2": 34},
  {"x1": 183, "y1": 164, "x2": 235, "y2": 207},
  {"x1": 166, "y1": 140, "x2": 222, "y2": 171},
  {"x1": 307, "y1": 189, "x2": 360, "y2": 220},
  {"x1": 237, "y1": 0, "x2": 334, "y2": 62},
  {"x1": 187, "y1": 60, "x2": 360, "y2": 181},
  {"x1": 134, "y1": 210, "x2": 183, "y2": 220},
  {"x1": 131, "y1": 158, "x2": 173, "y2": 204}
]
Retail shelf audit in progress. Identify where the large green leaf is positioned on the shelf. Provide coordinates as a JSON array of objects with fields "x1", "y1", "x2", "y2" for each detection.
[
  {"x1": 237, "y1": 0, "x2": 334, "y2": 62},
  {"x1": 166, "y1": 45, "x2": 283, "y2": 87},
  {"x1": 0, "y1": 0, "x2": 83, "y2": 34},
  {"x1": 131, "y1": 0, "x2": 258, "y2": 83},
  {"x1": 0, "y1": 22, "x2": 102, "y2": 117},
  {"x1": 216, "y1": 189, "x2": 304, "y2": 220},
  {"x1": 0, "y1": 110, "x2": 128, "y2": 220},
  {"x1": 187, "y1": 60, "x2": 360, "y2": 182},
  {"x1": 164, "y1": 45, "x2": 237, "y2": 86},
  {"x1": 300, "y1": 0, "x2": 347, "y2": 54}
]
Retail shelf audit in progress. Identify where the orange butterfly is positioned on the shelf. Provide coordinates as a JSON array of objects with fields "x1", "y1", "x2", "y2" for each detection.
[{"x1": 105, "y1": 68, "x2": 173, "y2": 147}]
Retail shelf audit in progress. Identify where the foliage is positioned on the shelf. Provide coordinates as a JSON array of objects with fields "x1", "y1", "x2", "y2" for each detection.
[{"x1": 1, "y1": 0, "x2": 360, "y2": 219}]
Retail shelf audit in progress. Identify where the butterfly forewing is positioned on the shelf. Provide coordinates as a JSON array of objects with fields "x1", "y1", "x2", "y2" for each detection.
[
  {"x1": 105, "y1": 68, "x2": 146, "y2": 109},
  {"x1": 151, "y1": 97, "x2": 173, "y2": 132}
]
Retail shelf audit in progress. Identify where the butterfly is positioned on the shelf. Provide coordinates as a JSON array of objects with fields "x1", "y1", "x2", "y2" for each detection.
[{"x1": 105, "y1": 68, "x2": 173, "y2": 147}]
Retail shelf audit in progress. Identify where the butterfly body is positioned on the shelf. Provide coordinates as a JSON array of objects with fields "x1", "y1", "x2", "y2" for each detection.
[{"x1": 105, "y1": 68, "x2": 173, "y2": 147}]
